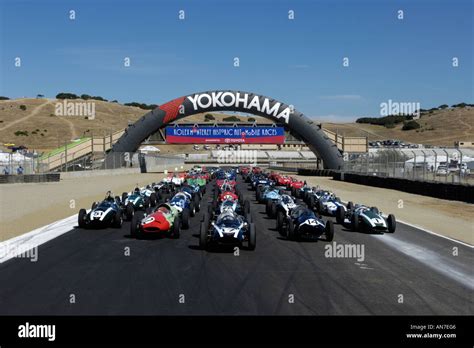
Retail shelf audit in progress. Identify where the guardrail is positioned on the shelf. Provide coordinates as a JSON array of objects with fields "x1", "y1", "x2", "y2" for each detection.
[{"x1": 333, "y1": 172, "x2": 474, "y2": 203}]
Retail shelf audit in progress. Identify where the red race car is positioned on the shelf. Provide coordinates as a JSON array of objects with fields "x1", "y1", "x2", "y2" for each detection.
[
  {"x1": 130, "y1": 203, "x2": 181, "y2": 239},
  {"x1": 218, "y1": 191, "x2": 238, "y2": 202},
  {"x1": 288, "y1": 177, "x2": 305, "y2": 190},
  {"x1": 276, "y1": 175, "x2": 292, "y2": 186}
]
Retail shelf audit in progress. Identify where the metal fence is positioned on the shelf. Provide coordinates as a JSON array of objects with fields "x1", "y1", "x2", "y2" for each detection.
[
  {"x1": 344, "y1": 148, "x2": 474, "y2": 185},
  {"x1": 0, "y1": 151, "x2": 185, "y2": 175}
]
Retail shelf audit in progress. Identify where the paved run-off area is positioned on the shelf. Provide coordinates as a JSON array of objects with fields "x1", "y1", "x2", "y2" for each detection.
[{"x1": 0, "y1": 173, "x2": 167, "y2": 241}]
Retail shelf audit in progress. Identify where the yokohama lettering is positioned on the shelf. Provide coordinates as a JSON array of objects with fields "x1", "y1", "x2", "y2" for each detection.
[{"x1": 187, "y1": 92, "x2": 290, "y2": 123}]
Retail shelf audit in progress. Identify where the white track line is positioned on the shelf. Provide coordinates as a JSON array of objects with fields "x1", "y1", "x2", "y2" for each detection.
[
  {"x1": 339, "y1": 200, "x2": 473, "y2": 248},
  {"x1": 0, "y1": 214, "x2": 77, "y2": 264},
  {"x1": 397, "y1": 219, "x2": 473, "y2": 248}
]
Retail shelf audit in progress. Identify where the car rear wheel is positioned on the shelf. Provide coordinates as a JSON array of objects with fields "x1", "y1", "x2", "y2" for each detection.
[
  {"x1": 276, "y1": 210, "x2": 284, "y2": 233},
  {"x1": 112, "y1": 210, "x2": 123, "y2": 228},
  {"x1": 126, "y1": 203, "x2": 134, "y2": 221},
  {"x1": 325, "y1": 220, "x2": 334, "y2": 241},
  {"x1": 194, "y1": 195, "x2": 201, "y2": 212},
  {"x1": 172, "y1": 216, "x2": 180, "y2": 239},
  {"x1": 387, "y1": 214, "x2": 396, "y2": 233},
  {"x1": 351, "y1": 213, "x2": 359, "y2": 232},
  {"x1": 248, "y1": 223, "x2": 256, "y2": 250},
  {"x1": 131, "y1": 211, "x2": 144, "y2": 238},
  {"x1": 199, "y1": 221, "x2": 208, "y2": 250},
  {"x1": 336, "y1": 206, "x2": 345, "y2": 224},
  {"x1": 287, "y1": 218, "x2": 295, "y2": 240},
  {"x1": 244, "y1": 200, "x2": 250, "y2": 215},
  {"x1": 78, "y1": 209, "x2": 87, "y2": 228},
  {"x1": 182, "y1": 208, "x2": 190, "y2": 229}
]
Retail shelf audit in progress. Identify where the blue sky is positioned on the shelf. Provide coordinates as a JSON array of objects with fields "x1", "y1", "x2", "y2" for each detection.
[{"x1": 0, "y1": 0, "x2": 472, "y2": 121}]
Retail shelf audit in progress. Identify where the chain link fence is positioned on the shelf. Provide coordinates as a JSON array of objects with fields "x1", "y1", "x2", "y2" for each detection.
[{"x1": 344, "y1": 148, "x2": 474, "y2": 185}]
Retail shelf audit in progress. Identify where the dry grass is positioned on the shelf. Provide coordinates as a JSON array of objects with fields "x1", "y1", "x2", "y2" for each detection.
[
  {"x1": 1, "y1": 98, "x2": 471, "y2": 153},
  {"x1": 323, "y1": 107, "x2": 474, "y2": 146}
]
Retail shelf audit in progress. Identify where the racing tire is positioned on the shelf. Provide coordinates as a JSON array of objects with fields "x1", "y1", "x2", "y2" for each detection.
[
  {"x1": 244, "y1": 200, "x2": 250, "y2": 215},
  {"x1": 266, "y1": 199, "x2": 273, "y2": 217},
  {"x1": 207, "y1": 204, "x2": 214, "y2": 220},
  {"x1": 308, "y1": 195, "x2": 315, "y2": 209},
  {"x1": 150, "y1": 193, "x2": 157, "y2": 207},
  {"x1": 172, "y1": 216, "x2": 180, "y2": 239},
  {"x1": 244, "y1": 211, "x2": 252, "y2": 224},
  {"x1": 351, "y1": 213, "x2": 359, "y2": 232},
  {"x1": 387, "y1": 214, "x2": 396, "y2": 233},
  {"x1": 130, "y1": 211, "x2": 144, "y2": 238},
  {"x1": 270, "y1": 202, "x2": 277, "y2": 218},
  {"x1": 325, "y1": 220, "x2": 334, "y2": 242},
  {"x1": 317, "y1": 200, "x2": 325, "y2": 215},
  {"x1": 276, "y1": 210, "x2": 284, "y2": 233},
  {"x1": 182, "y1": 208, "x2": 190, "y2": 229},
  {"x1": 199, "y1": 221, "x2": 208, "y2": 250},
  {"x1": 189, "y1": 202, "x2": 196, "y2": 217},
  {"x1": 286, "y1": 218, "x2": 295, "y2": 240},
  {"x1": 78, "y1": 209, "x2": 87, "y2": 228},
  {"x1": 126, "y1": 203, "x2": 134, "y2": 221},
  {"x1": 247, "y1": 223, "x2": 256, "y2": 250},
  {"x1": 112, "y1": 210, "x2": 123, "y2": 228},
  {"x1": 194, "y1": 195, "x2": 201, "y2": 212},
  {"x1": 336, "y1": 206, "x2": 345, "y2": 224},
  {"x1": 144, "y1": 196, "x2": 150, "y2": 209}
]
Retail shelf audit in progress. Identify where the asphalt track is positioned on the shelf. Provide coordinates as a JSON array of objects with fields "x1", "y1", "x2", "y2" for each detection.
[{"x1": 0, "y1": 177, "x2": 472, "y2": 315}]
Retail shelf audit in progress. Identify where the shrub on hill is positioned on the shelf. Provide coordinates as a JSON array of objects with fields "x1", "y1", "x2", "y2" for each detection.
[
  {"x1": 56, "y1": 93, "x2": 79, "y2": 99},
  {"x1": 402, "y1": 120, "x2": 421, "y2": 131},
  {"x1": 124, "y1": 102, "x2": 157, "y2": 110},
  {"x1": 19, "y1": 105, "x2": 27, "y2": 111},
  {"x1": 356, "y1": 115, "x2": 412, "y2": 126},
  {"x1": 204, "y1": 113, "x2": 215, "y2": 121},
  {"x1": 223, "y1": 116, "x2": 241, "y2": 122},
  {"x1": 0, "y1": 96, "x2": 10, "y2": 100}
]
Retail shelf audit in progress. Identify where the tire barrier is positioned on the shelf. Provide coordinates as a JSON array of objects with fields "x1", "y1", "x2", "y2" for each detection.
[
  {"x1": 107, "y1": 90, "x2": 344, "y2": 169},
  {"x1": 0, "y1": 173, "x2": 60, "y2": 184},
  {"x1": 333, "y1": 172, "x2": 474, "y2": 204}
]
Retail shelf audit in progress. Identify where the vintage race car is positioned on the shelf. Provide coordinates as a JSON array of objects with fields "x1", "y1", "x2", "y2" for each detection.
[
  {"x1": 313, "y1": 193, "x2": 346, "y2": 216},
  {"x1": 130, "y1": 203, "x2": 181, "y2": 239},
  {"x1": 256, "y1": 185, "x2": 281, "y2": 204},
  {"x1": 209, "y1": 198, "x2": 250, "y2": 219},
  {"x1": 162, "y1": 173, "x2": 186, "y2": 186},
  {"x1": 278, "y1": 205, "x2": 334, "y2": 241},
  {"x1": 268, "y1": 194, "x2": 298, "y2": 219},
  {"x1": 78, "y1": 198, "x2": 123, "y2": 229},
  {"x1": 199, "y1": 210, "x2": 255, "y2": 251},
  {"x1": 168, "y1": 191, "x2": 200, "y2": 229},
  {"x1": 340, "y1": 205, "x2": 396, "y2": 233},
  {"x1": 121, "y1": 187, "x2": 157, "y2": 220}
]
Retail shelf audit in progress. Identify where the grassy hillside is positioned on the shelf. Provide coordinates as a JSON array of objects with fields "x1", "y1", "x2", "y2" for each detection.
[
  {"x1": 323, "y1": 107, "x2": 473, "y2": 146},
  {"x1": 0, "y1": 98, "x2": 471, "y2": 153},
  {"x1": 0, "y1": 99, "x2": 272, "y2": 152}
]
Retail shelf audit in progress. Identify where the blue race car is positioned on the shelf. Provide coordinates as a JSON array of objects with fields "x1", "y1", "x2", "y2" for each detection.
[
  {"x1": 78, "y1": 193, "x2": 123, "y2": 229},
  {"x1": 168, "y1": 190, "x2": 200, "y2": 229},
  {"x1": 199, "y1": 210, "x2": 256, "y2": 251},
  {"x1": 279, "y1": 205, "x2": 334, "y2": 241}
]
